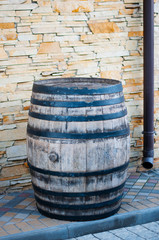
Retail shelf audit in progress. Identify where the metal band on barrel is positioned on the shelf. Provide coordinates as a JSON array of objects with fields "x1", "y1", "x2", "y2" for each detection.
[
  {"x1": 27, "y1": 126, "x2": 130, "y2": 139},
  {"x1": 37, "y1": 206, "x2": 120, "y2": 221},
  {"x1": 32, "y1": 181, "x2": 126, "y2": 197},
  {"x1": 31, "y1": 96, "x2": 125, "y2": 108},
  {"x1": 29, "y1": 109, "x2": 127, "y2": 122},
  {"x1": 28, "y1": 161, "x2": 129, "y2": 177},
  {"x1": 34, "y1": 194, "x2": 122, "y2": 210},
  {"x1": 33, "y1": 82, "x2": 123, "y2": 95}
]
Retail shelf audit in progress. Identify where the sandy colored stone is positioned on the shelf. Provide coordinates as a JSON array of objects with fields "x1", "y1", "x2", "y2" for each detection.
[
  {"x1": 81, "y1": 32, "x2": 127, "y2": 43},
  {"x1": 0, "y1": 47, "x2": 8, "y2": 60},
  {"x1": 0, "y1": 127, "x2": 26, "y2": 141},
  {"x1": 52, "y1": 1, "x2": 94, "y2": 13},
  {"x1": 8, "y1": 47, "x2": 37, "y2": 56},
  {"x1": 94, "y1": 1, "x2": 123, "y2": 10},
  {"x1": 0, "y1": 31, "x2": 17, "y2": 41},
  {"x1": 18, "y1": 33, "x2": 38, "y2": 41},
  {"x1": 119, "y1": 8, "x2": 134, "y2": 15},
  {"x1": 0, "y1": 83, "x2": 17, "y2": 93},
  {"x1": 0, "y1": 22, "x2": 15, "y2": 29},
  {"x1": 0, "y1": 0, "x2": 27, "y2": 4},
  {"x1": 36, "y1": 0, "x2": 52, "y2": 7},
  {"x1": 38, "y1": 42, "x2": 61, "y2": 54},
  {"x1": 32, "y1": 6, "x2": 52, "y2": 14},
  {"x1": 126, "y1": 40, "x2": 137, "y2": 50},
  {"x1": 3, "y1": 75, "x2": 34, "y2": 84},
  {"x1": 128, "y1": 31, "x2": 143, "y2": 37},
  {"x1": 17, "y1": 26, "x2": 31, "y2": 33},
  {"x1": 0, "y1": 164, "x2": 29, "y2": 181},
  {"x1": 0, "y1": 57, "x2": 31, "y2": 66},
  {"x1": 0, "y1": 3, "x2": 37, "y2": 10},
  {"x1": 95, "y1": 0, "x2": 119, "y2": 1},
  {"x1": 101, "y1": 71, "x2": 121, "y2": 80},
  {"x1": 88, "y1": 20, "x2": 120, "y2": 34},
  {"x1": 3, "y1": 115, "x2": 15, "y2": 124}
]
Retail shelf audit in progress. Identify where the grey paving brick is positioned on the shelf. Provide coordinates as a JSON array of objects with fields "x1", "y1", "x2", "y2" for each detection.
[
  {"x1": 144, "y1": 183, "x2": 156, "y2": 187},
  {"x1": 123, "y1": 195, "x2": 135, "y2": 199},
  {"x1": 14, "y1": 213, "x2": 30, "y2": 219},
  {"x1": 126, "y1": 225, "x2": 158, "y2": 239},
  {"x1": 122, "y1": 236, "x2": 144, "y2": 240},
  {"x1": 140, "y1": 189, "x2": 152, "y2": 193},
  {"x1": 93, "y1": 231, "x2": 121, "y2": 240},
  {"x1": 76, "y1": 234, "x2": 98, "y2": 240},
  {"x1": 149, "y1": 237, "x2": 159, "y2": 240},
  {"x1": 0, "y1": 199, "x2": 10, "y2": 204},
  {"x1": 151, "y1": 190, "x2": 159, "y2": 194},
  {"x1": 3, "y1": 197, "x2": 26, "y2": 208},
  {"x1": 138, "y1": 193, "x2": 150, "y2": 196},
  {"x1": 137, "y1": 180, "x2": 147, "y2": 183},
  {"x1": 0, "y1": 216, "x2": 13, "y2": 222},
  {"x1": 110, "y1": 228, "x2": 141, "y2": 239},
  {"x1": 142, "y1": 222, "x2": 159, "y2": 233},
  {"x1": 132, "y1": 185, "x2": 143, "y2": 189}
]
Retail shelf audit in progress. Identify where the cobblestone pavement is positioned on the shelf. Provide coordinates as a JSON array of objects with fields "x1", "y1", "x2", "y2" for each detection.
[
  {"x1": 0, "y1": 171, "x2": 159, "y2": 237},
  {"x1": 67, "y1": 221, "x2": 159, "y2": 240}
]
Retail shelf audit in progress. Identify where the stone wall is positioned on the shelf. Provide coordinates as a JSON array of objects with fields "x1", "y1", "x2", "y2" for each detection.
[{"x1": 0, "y1": 0, "x2": 159, "y2": 193}]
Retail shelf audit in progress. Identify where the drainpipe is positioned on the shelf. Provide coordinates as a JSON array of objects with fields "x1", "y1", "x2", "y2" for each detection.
[{"x1": 143, "y1": 0, "x2": 154, "y2": 169}]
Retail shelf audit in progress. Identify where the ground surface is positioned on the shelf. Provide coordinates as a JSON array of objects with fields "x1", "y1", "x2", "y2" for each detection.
[
  {"x1": 67, "y1": 221, "x2": 159, "y2": 240},
  {"x1": 0, "y1": 170, "x2": 159, "y2": 237}
]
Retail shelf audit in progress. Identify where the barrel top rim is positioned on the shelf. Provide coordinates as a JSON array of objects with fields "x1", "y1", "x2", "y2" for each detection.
[
  {"x1": 34, "y1": 78, "x2": 121, "y2": 88},
  {"x1": 32, "y1": 78, "x2": 123, "y2": 95}
]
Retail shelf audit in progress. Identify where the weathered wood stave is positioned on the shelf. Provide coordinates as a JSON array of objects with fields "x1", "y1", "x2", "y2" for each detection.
[{"x1": 27, "y1": 78, "x2": 130, "y2": 221}]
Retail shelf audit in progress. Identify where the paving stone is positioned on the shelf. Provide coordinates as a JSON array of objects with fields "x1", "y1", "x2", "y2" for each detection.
[
  {"x1": 94, "y1": 231, "x2": 121, "y2": 240},
  {"x1": 16, "y1": 222, "x2": 34, "y2": 232},
  {"x1": 76, "y1": 234, "x2": 100, "y2": 240},
  {"x1": 151, "y1": 190, "x2": 159, "y2": 194},
  {"x1": 149, "y1": 237, "x2": 159, "y2": 240},
  {"x1": 142, "y1": 222, "x2": 159, "y2": 233},
  {"x1": 129, "y1": 189, "x2": 140, "y2": 192},
  {"x1": 126, "y1": 225, "x2": 158, "y2": 239},
  {"x1": 121, "y1": 236, "x2": 144, "y2": 240},
  {"x1": 148, "y1": 180, "x2": 158, "y2": 183},
  {"x1": 124, "y1": 195, "x2": 135, "y2": 199},
  {"x1": 138, "y1": 193, "x2": 150, "y2": 196},
  {"x1": 137, "y1": 179, "x2": 147, "y2": 183},
  {"x1": 5, "y1": 227, "x2": 21, "y2": 234},
  {"x1": 67, "y1": 239, "x2": 77, "y2": 240},
  {"x1": 14, "y1": 213, "x2": 30, "y2": 219},
  {"x1": 132, "y1": 185, "x2": 143, "y2": 189},
  {"x1": 140, "y1": 189, "x2": 152, "y2": 193},
  {"x1": 3, "y1": 213, "x2": 16, "y2": 218},
  {"x1": 121, "y1": 204, "x2": 137, "y2": 212},
  {"x1": 145, "y1": 183, "x2": 156, "y2": 187},
  {"x1": 0, "y1": 229, "x2": 8, "y2": 237},
  {"x1": 149, "y1": 198, "x2": 159, "y2": 203},
  {"x1": 110, "y1": 228, "x2": 143, "y2": 240},
  {"x1": 3, "y1": 197, "x2": 26, "y2": 208},
  {"x1": 0, "y1": 172, "x2": 159, "y2": 237},
  {"x1": 0, "y1": 216, "x2": 13, "y2": 222}
]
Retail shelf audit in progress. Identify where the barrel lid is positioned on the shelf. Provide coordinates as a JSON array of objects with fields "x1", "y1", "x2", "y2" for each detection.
[{"x1": 32, "y1": 78, "x2": 123, "y2": 95}]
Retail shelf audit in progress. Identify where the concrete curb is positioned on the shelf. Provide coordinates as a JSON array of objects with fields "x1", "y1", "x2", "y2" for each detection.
[{"x1": 2, "y1": 206, "x2": 159, "y2": 240}]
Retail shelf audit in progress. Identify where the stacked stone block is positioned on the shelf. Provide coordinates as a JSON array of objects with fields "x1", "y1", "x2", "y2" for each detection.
[{"x1": 0, "y1": 0, "x2": 159, "y2": 192}]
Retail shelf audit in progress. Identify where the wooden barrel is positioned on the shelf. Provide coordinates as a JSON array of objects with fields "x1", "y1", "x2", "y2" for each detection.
[{"x1": 27, "y1": 78, "x2": 130, "y2": 221}]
